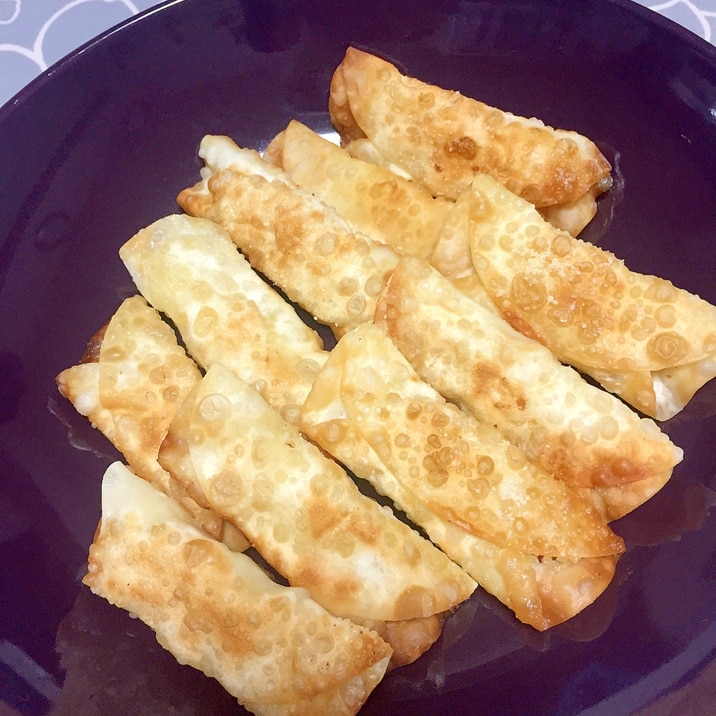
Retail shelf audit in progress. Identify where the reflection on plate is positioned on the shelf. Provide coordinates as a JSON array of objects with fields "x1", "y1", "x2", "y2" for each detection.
[{"x1": 1, "y1": 1, "x2": 715, "y2": 714}]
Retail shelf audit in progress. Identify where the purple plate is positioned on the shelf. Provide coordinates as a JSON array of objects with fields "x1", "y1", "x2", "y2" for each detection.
[{"x1": 1, "y1": 0, "x2": 715, "y2": 714}]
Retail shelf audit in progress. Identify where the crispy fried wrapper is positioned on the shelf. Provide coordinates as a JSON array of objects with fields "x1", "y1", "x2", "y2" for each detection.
[
  {"x1": 55, "y1": 295, "x2": 246, "y2": 547},
  {"x1": 427, "y1": 187, "x2": 501, "y2": 311},
  {"x1": 119, "y1": 214, "x2": 327, "y2": 425},
  {"x1": 158, "y1": 363, "x2": 476, "y2": 627},
  {"x1": 177, "y1": 135, "x2": 399, "y2": 336},
  {"x1": 537, "y1": 185, "x2": 603, "y2": 238},
  {"x1": 300, "y1": 323, "x2": 623, "y2": 629},
  {"x1": 84, "y1": 462, "x2": 392, "y2": 716},
  {"x1": 375, "y1": 256, "x2": 683, "y2": 521},
  {"x1": 467, "y1": 173, "x2": 716, "y2": 420},
  {"x1": 429, "y1": 188, "x2": 477, "y2": 282},
  {"x1": 264, "y1": 120, "x2": 451, "y2": 258},
  {"x1": 328, "y1": 47, "x2": 612, "y2": 216}
]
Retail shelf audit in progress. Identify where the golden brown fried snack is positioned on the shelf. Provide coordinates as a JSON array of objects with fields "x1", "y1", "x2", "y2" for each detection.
[
  {"x1": 177, "y1": 135, "x2": 399, "y2": 336},
  {"x1": 467, "y1": 173, "x2": 716, "y2": 420},
  {"x1": 428, "y1": 189, "x2": 474, "y2": 281},
  {"x1": 344, "y1": 127, "x2": 602, "y2": 238},
  {"x1": 265, "y1": 120, "x2": 451, "y2": 258},
  {"x1": 328, "y1": 47, "x2": 612, "y2": 212},
  {"x1": 537, "y1": 184, "x2": 603, "y2": 237},
  {"x1": 55, "y1": 295, "x2": 244, "y2": 546},
  {"x1": 355, "y1": 614, "x2": 446, "y2": 669},
  {"x1": 427, "y1": 188, "x2": 502, "y2": 310},
  {"x1": 84, "y1": 462, "x2": 392, "y2": 716},
  {"x1": 158, "y1": 363, "x2": 476, "y2": 626},
  {"x1": 375, "y1": 256, "x2": 683, "y2": 520},
  {"x1": 300, "y1": 323, "x2": 623, "y2": 629},
  {"x1": 119, "y1": 214, "x2": 327, "y2": 426}
]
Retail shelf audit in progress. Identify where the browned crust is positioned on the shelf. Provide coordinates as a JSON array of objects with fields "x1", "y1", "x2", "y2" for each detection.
[
  {"x1": 78, "y1": 324, "x2": 107, "y2": 364},
  {"x1": 328, "y1": 47, "x2": 612, "y2": 207}
]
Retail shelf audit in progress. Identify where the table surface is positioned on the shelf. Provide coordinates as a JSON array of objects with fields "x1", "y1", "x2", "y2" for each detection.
[{"x1": 1, "y1": 0, "x2": 715, "y2": 109}]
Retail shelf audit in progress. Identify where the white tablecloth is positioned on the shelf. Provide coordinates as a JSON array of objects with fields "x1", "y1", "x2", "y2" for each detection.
[{"x1": 1, "y1": 0, "x2": 715, "y2": 108}]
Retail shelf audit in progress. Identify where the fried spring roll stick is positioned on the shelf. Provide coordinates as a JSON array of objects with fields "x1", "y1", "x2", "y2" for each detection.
[
  {"x1": 375, "y1": 256, "x2": 683, "y2": 521},
  {"x1": 55, "y1": 295, "x2": 245, "y2": 547},
  {"x1": 264, "y1": 119, "x2": 451, "y2": 259},
  {"x1": 467, "y1": 173, "x2": 716, "y2": 420},
  {"x1": 177, "y1": 135, "x2": 400, "y2": 336},
  {"x1": 328, "y1": 48, "x2": 612, "y2": 227},
  {"x1": 84, "y1": 462, "x2": 392, "y2": 716},
  {"x1": 300, "y1": 323, "x2": 624, "y2": 630},
  {"x1": 119, "y1": 214, "x2": 327, "y2": 426},
  {"x1": 158, "y1": 364, "x2": 476, "y2": 649}
]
